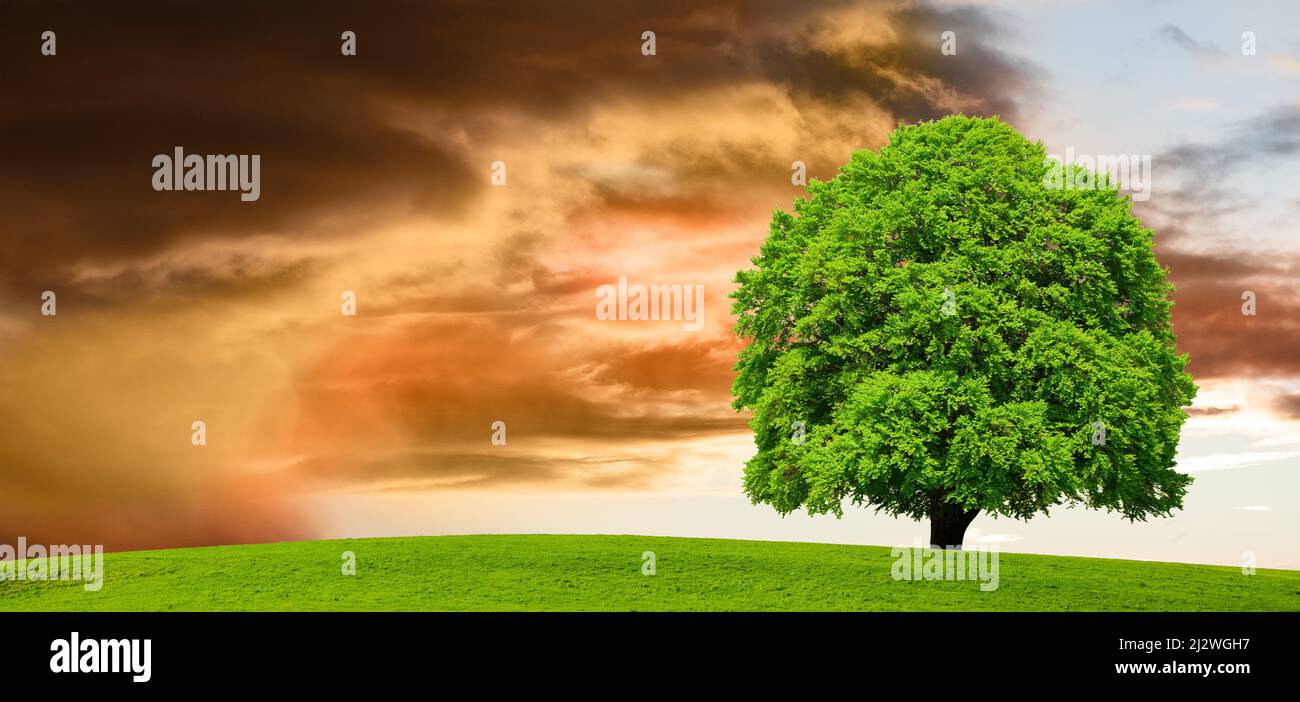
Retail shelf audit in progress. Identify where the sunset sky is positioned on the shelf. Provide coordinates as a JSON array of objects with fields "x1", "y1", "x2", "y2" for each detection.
[{"x1": 2, "y1": 0, "x2": 1298, "y2": 568}]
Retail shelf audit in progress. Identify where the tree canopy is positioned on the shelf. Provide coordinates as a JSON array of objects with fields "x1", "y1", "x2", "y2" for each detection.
[{"x1": 731, "y1": 116, "x2": 1196, "y2": 543}]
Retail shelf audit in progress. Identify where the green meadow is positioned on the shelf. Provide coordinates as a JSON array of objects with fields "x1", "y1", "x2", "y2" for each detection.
[{"x1": 1, "y1": 534, "x2": 1296, "y2": 611}]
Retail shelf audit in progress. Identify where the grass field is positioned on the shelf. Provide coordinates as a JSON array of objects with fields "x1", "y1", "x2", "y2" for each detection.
[{"x1": 1, "y1": 534, "x2": 1297, "y2": 611}]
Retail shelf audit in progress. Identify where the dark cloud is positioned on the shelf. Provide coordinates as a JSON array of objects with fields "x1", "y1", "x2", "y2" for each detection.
[
  {"x1": 1184, "y1": 405, "x2": 1239, "y2": 416},
  {"x1": 0, "y1": 0, "x2": 1040, "y2": 300},
  {"x1": 1271, "y1": 393, "x2": 1300, "y2": 419},
  {"x1": 297, "y1": 450, "x2": 682, "y2": 492},
  {"x1": 273, "y1": 314, "x2": 750, "y2": 490},
  {"x1": 0, "y1": 0, "x2": 1046, "y2": 546},
  {"x1": 1161, "y1": 106, "x2": 1300, "y2": 174},
  {"x1": 1129, "y1": 104, "x2": 1300, "y2": 387},
  {"x1": 845, "y1": 4, "x2": 1040, "y2": 120},
  {"x1": 1140, "y1": 105, "x2": 1300, "y2": 230},
  {"x1": 591, "y1": 338, "x2": 738, "y2": 392},
  {"x1": 1159, "y1": 245, "x2": 1300, "y2": 380},
  {"x1": 1159, "y1": 24, "x2": 1219, "y2": 56},
  {"x1": 286, "y1": 315, "x2": 747, "y2": 446}
]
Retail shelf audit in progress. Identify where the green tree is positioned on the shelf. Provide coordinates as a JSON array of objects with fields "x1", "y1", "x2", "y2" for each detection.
[{"x1": 731, "y1": 116, "x2": 1196, "y2": 548}]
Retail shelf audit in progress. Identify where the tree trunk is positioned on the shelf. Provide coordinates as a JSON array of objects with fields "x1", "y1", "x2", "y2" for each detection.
[{"x1": 929, "y1": 503, "x2": 979, "y2": 549}]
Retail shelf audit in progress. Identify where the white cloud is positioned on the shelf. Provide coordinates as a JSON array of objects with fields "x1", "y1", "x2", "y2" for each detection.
[
  {"x1": 966, "y1": 528, "x2": 1021, "y2": 544},
  {"x1": 1173, "y1": 97, "x2": 1220, "y2": 112},
  {"x1": 1176, "y1": 450, "x2": 1300, "y2": 473}
]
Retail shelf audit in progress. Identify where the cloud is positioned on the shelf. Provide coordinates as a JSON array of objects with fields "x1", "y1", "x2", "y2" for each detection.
[
  {"x1": 1176, "y1": 450, "x2": 1300, "y2": 473},
  {"x1": 1269, "y1": 392, "x2": 1300, "y2": 419},
  {"x1": 1159, "y1": 24, "x2": 1219, "y2": 56},
  {"x1": 1172, "y1": 97, "x2": 1220, "y2": 112},
  {"x1": 1159, "y1": 105, "x2": 1300, "y2": 176},
  {"x1": 1185, "y1": 405, "x2": 1240, "y2": 416},
  {"x1": 0, "y1": 0, "x2": 1041, "y2": 300},
  {"x1": 1147, "y1": 105, "x2": 1300, "y2": 226},
  {"x1": 0, "y1": 0, "x2": 1045, "y2": 547},
  {"x1": 965, "y1": 528, "x2": 1021, "y2": 544},
  {"x1": 1266, "y1": 52, "x2": 1300, "y2": 75},
  {"x1": 1135, "y1": 105, "x2": 1300, "y2": 386},
  {"x1": 1159, "y1": 245, "x2": 1300, "y2": 380},
  {"x1": 0, "y1": 301, "x2": 316, "y2": 551}
]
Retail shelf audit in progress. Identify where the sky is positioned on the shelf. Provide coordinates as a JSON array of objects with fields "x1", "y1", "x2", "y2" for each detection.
[{"x1": 1, "y1": 0, "x2": 1298, "y2": 568}]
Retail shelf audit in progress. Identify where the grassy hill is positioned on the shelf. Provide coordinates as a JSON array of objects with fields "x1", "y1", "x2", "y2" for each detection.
[{"x1": 2, "y1": 534, "x2": 1297, "y2": 611}]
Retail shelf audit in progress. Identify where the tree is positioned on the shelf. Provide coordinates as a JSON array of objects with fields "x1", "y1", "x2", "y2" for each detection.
[{"x1": 730, "y1": 116, "x2": 1196, "y2": 548}]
